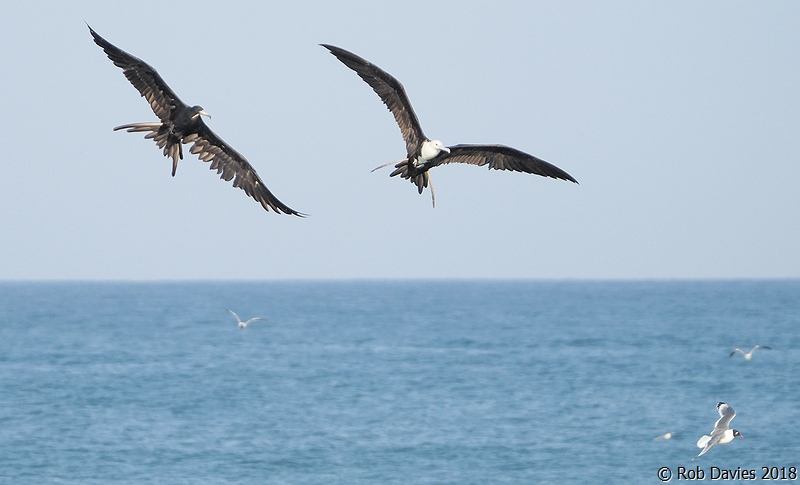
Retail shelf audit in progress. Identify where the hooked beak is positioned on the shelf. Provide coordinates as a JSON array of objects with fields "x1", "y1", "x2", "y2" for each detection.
[
  {"x1": 442, "y1": 146, "x2": 451, "y2": 154},
  {"x1": 199, "y1": 110, "x2": 211, "y2": 118}
]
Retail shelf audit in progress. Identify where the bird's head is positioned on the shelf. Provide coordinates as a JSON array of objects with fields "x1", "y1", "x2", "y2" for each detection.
[
  {"x1": 732, "y1": 429, "x2": 744, "y2": 439},
  {"x1": 190, "y1": 105, "x2": 211, "y2": 119},
  {"x1": 431, "y1": 139, "x2": 450, "y2": 154}
]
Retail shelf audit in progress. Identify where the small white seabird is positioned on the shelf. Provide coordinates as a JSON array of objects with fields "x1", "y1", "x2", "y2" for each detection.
[
  {"x1": 653, "y1": 432, "x2": 674, "y2": 441},
  {"x1": 696, "y1": 402, "x2": 743, "y2": 458},
  {"x1": 729, "y1": 345, "x2": 771, "y2": 360},
  {"x1": 226, "y1": 309, "x2": 266, "y2": 329}
]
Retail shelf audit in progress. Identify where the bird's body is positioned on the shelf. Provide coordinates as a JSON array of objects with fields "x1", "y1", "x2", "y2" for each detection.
[
  {"x1": 696, "y1": 402, "x2": 743, "y2": 458},
  {"x1": 653, "y1": 432, "x2": 673, "y2": 441},
  {"x1": 226, "y1": 309, "x2": 266, "y2": 329},
  {"x1": 89, "y1": 26, "x2": 302, "y2": 216},
  {"x1": 322, "y1": 44, "x2": 577, "y2": 206},
  {"x1": 730, "y1": 345, "x2": 771, "y2": 360}
]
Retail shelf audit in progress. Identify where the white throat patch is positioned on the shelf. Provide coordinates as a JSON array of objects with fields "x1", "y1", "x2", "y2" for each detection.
[{"x1": 418, "y1": 140, "x2": 448, "y2": 165}]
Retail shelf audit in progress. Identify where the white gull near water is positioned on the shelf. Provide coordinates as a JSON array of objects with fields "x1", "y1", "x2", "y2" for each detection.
[
  {"x1": 226, "y1": 309, "x2": 267, "y2": 329},
  {"x1": 729, "y1": 345, "x2": 772, "y2": 360},
  {"x1": 696, "y1": 402, "x2": 743, "y2": 458}
]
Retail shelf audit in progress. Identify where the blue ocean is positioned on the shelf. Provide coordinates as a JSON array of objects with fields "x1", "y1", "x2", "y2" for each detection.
[{"x1": 0, "y1": 280, "x2": 797, "y2": 483}]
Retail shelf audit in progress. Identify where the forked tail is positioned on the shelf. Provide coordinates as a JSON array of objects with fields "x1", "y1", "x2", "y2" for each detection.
[
  {"x1": 114, "y1": 122, "x2": 182, "y2": 175},
  {"x1": 373, "y1": 158, "x2": 435, "y2": 207}
]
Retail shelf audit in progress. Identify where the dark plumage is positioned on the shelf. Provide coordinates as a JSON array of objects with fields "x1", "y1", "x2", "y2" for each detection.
[
  {"x1": 322, "y1": 44, "x2": 578, "y2": 206},
  {"x1": 90, "y1": 26, "x2": 303, "y2": 216}
]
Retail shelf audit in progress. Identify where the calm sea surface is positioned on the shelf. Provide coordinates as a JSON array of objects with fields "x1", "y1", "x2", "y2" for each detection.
[{"x1": 0, "y1": 280, "x2": 797, "y2": 484}]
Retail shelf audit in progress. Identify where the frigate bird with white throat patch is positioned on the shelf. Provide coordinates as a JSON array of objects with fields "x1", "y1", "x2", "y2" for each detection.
[
  {"x1": 89, "y1": 25, "x2": 303, "y2": 216},
  {"x1": 321, "y1": 44, "x2": 578, "y2": 207},
  {"x1": 695, "y1": 402, "x2": 743, "y2": 458}
]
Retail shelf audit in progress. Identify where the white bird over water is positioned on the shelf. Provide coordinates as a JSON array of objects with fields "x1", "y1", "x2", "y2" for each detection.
[
  {"x1": 226, "y1": 309, "x2": 266, "y2": 329},
  {"x1": 695, "y1": 402, "x2": 743, "y2": 458},
  {"x1": 729, "y1": 345, "x2": 772, "y2": 360},
  {"x1": 653, "y1": 432, "x2": 674, "y2": 441}
]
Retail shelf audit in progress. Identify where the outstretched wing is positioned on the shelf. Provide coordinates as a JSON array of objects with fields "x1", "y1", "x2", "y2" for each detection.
[
  {"x1": 696, "y1": 434, "x2": 721, "y2": 457},
  {"x1": 185, "y1": 123, "x2": 304, "y2": 216},
  {"x1": 713, "y1": 402, "x2": 736, "y2": 432},
  {"x1": 89, "y1": 25, "x2": 185, "y2": 122},
  {"x1": 322, "y1": 44, "x2": 426, "y2": 157},
  {"x1": 441, "y1": 144, "x2": 578, "y2": 183}
]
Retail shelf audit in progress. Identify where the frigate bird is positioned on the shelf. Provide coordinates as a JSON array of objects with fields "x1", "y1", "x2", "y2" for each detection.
[
  {"x1": 729, "y1": 345, "x2": 772, "y2": 360},
  {"x1": 695, "y1": 402, "x2": 743, "y2": 458},
  {"x1": 321, "y1": 44, "x2": 578, "y2": 206},
  {"x1": 226, "y1": 309, "x2": 267, "y2": 329},
  {"x1": 89, "y1": 26, "x2": 303, "y2": 216}
]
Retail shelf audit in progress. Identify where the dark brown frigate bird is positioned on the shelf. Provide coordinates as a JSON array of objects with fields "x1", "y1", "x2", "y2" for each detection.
[
  {"x1": 90, "y1": 26, "x2": 303, "y2": 216},
  {"x1": 322, "y1": 44, "x2": 578, "y2": 207}
]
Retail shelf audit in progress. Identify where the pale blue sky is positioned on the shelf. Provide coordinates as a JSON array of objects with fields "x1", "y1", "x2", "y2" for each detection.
[{"x1": 1, "y1": 1, "x2": 798, "y2": 280}]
